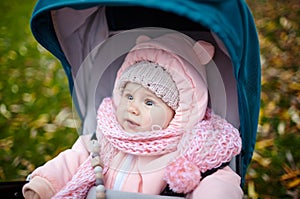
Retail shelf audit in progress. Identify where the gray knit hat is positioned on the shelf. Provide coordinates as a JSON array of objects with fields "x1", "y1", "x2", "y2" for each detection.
[{"x1": 117, "y1": 61, "x2": 179, "y2": 110}]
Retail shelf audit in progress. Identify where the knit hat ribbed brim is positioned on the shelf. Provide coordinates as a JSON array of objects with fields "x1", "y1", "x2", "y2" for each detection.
[{"x1": 117, "y1": 61, "x2": 179, "y2": 110}]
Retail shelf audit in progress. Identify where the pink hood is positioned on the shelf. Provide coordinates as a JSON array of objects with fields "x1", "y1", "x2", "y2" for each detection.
[{"x1": 112, "y1": 33, "x2": 215, "y2": 129}]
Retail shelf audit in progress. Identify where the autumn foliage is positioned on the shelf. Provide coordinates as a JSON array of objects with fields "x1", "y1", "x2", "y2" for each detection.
[{"x1": 0, "y1": 0, "x2": 299, "y2": 198}]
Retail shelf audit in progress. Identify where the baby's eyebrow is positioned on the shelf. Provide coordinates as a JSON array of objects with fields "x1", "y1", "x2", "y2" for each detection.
[{"x1": 144, "y1": 91, "x2": 158, "y2": 99}]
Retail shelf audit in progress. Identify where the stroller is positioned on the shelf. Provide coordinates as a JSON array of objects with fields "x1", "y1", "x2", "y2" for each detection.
[{"x1": 1, "y1": 0, "x2": 261, "y2": 198}]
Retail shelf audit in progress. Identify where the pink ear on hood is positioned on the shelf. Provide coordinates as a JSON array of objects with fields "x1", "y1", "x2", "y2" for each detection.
[
  {"x1": 136, "y1": 35, "x2": 151, "y2": 44},
  {"x1": 193, "y1": 41, "x2": 215, "y2": 65}
]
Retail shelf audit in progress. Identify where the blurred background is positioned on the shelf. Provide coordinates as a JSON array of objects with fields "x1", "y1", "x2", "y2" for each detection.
[{"x1": 0, "y1": 0, "x2": 299, "y2": 198}]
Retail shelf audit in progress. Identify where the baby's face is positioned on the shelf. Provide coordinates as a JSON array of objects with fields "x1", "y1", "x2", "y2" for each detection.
[{"x1": 116, "y1": 82, "x2": 174, "y2": 133}]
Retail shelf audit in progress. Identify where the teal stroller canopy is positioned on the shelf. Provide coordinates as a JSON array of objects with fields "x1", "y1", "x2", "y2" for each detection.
[{"x1": 30, "y1": 0, "x2": 261, "y2": 187}]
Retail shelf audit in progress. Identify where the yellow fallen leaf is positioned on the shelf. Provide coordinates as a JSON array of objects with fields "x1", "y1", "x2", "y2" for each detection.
[
  {"x1": 252, "y1": 151, "x2": 271, "y2": 167},
  {"x1": 248, "y1": 181, "x2": 259, "y2": 199},
  {"x1": 289, "y1": 82, "x2": 300, "y2": 91},
  {"x1": 30, "y1": 114, "x2": 49, "y2": 129},
  {"x1": 287, "y1": 178, "x2": 300, "y2": 189},
  {"x1": 281, "y1": 170, "x2": 300, "y2": 181},
  {"x1": 255, "y1": 138, "x2": 274, "y2": 150}
]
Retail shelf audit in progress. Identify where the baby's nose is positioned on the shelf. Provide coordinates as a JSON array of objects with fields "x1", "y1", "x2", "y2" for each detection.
[{"x1": 128, "y1": 102, "x2": 140, "y2": 115}]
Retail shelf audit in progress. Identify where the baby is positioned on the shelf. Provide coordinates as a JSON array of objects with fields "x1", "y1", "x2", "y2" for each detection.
[
  {"x1": 116, "y1": 62, "x2": 177, "y2": 133},
  {"x1": 23, "y1": 33, "x2": 243, "y2": 199}
]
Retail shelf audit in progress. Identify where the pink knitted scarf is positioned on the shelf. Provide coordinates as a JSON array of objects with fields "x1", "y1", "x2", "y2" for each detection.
[
  {"x1": 52, "y1": 157, "x2": 95, "y2": 198},
  {"x1": 96, "y1": 98, "x2": 184, "y2": 166},
  {"x1": 53, "y1": 97, "x2": 241, "y2": 197}
]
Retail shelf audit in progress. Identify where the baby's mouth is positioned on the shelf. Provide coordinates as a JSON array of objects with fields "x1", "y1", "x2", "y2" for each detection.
[{"x1": 126, "y1": 119, "x2": 140, "y2": 127}]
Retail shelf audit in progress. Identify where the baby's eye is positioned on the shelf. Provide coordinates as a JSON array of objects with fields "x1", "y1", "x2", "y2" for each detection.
[
  {"x1": 126, "y1": 94, "x2": 133, "y2": 100},
  {"x1": 145, "y1": 100, "x2": 154, "y2": 106}
]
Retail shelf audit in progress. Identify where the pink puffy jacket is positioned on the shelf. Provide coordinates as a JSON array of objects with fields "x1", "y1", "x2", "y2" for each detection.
[{"x1": 23, "y1": 135, "x2": 243, "y2": 199}]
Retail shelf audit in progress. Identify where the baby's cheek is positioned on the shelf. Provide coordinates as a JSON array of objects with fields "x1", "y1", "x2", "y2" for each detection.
[
  {"x1": 149, "y1": 108, "x2": 171, "y2": 129},
  {"x1": 116, "y1": 105, "x2": 126, "y2": 123}
]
